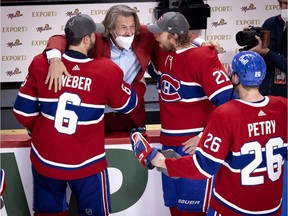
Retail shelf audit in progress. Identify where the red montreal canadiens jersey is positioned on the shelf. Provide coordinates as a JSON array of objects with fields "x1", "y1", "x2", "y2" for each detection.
[
  {"x1": 151, "y1": 46, "x2": 233, "y2": 146},
  {"x1": 13, "y1": 52, "x2": 143, "y2": 180},
  {"x1": 166, "y1": 96, "x2": 288, "y2": 215}
]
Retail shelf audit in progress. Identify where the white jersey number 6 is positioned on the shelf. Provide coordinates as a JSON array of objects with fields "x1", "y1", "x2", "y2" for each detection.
[{"x1": 54, "y1": 92, "x2": 81, "y2": 135}]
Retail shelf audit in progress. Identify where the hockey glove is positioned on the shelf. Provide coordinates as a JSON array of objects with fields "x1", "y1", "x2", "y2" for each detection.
[
  {"x1": 131, "y1": 127, "x2": 147, "y2": 139},
  {"x1": 130, "y1": 130, "x2": 158, "y2": 169}
]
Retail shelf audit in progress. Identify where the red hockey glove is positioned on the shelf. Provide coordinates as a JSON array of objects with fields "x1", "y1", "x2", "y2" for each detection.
[
  {"x1": 130, "y1": 130, "x2": 158, "y2": 169},
  {"x1": 131, "y1": 127, "x2": 147, "y2": 140}
]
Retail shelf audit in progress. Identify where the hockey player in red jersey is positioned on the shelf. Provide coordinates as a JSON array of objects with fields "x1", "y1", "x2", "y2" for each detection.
[
  {"x1": 132, "y1": 51, "x2": 288, "y2": 216},
  {"x1": 13, "y1": 14, "x2": 145, "y2": 216},
  {"x1": 145, "y1": 11, "x2": 234, "y2": 216}
]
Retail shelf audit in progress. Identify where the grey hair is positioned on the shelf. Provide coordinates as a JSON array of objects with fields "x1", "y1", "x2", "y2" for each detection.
[{"x1": 102, "y1": 5, "x2": 140, "y2": 40}]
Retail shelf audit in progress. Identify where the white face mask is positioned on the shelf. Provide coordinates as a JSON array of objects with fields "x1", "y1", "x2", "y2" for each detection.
[
  {"x1": 115, "y1": 34, "x2": 134, "y2": 50},
  {"x1": 281, "y1": 9, "x2": 288, "y2": 22}
]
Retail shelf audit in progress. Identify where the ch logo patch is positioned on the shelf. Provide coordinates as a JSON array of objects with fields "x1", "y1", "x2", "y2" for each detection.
[{"x1": 160, "y1": 73, "x2": 181, "y2": 102}]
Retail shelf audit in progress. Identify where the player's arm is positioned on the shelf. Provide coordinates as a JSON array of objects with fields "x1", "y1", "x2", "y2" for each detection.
[
  {"x1": 201, "y1": 40, "x2": 221, "y2": 53},
  {"x1": 182, "y1": 51, "x2": 226, "y2": 154},
  {"x1": 161, "y1": 118, "x2": 227, "y2": 179},
  {"x1": 132, "y1": 76, "x2": 146, "y2": 100},
  {"x1": 130, "y1": 129, "x2": 183, "y2": 174},
  {"x1": 189, "y1": 32, "x2": 221, "y2": 52},
  {"x1": 111, "y1": 80, "x2": 146, "y2": 114},
  {"x1": 130, "y1": 130, "x2": 189, "y2": 176},
  {"x1": 131, "y1": 107, "x2": 231, "y2": 179},
  {"x1": 151, "y1": 151, "x2": 166, "y2": 169},
  {"x1": 130, "y1": 128, "x2": 216, "y2": 179},
  {"x1": 44, "y1": 35, "x2": 70, "y2": 92},
  {"x1": 13, "y1": 56, "x2": 42, "y2": 130},
  {"x1": 152, "y1": 147, "x2": 212, "y2": 179},
  {"x1": 198, "y1": 47, "x2": 236, "y2": 106},
  {"x1": 44, "y1": 34, "x2": 67, "y2": 54},
  {"x1": 183, "y1": 48, "x2": 229, "y2": 155},
  {"x1": 107, "y1": 63, "x2": 146, "y2": 114}
]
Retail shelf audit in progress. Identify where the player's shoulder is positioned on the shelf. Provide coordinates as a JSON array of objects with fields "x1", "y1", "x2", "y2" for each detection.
[
  {"x1": 205, "y1": 101, "x2": 236, "y2": 125},
  {"x1": 95, "y1": 32, "x2": 103, "y2": 39},
  {"x1": 180, "y1": 46, "x2": 217, "y2": 67},
  {"x1": 32, "y1": 53, "x2": 48, "y2": 62},
  {"x1": 216, "y1": 96, "x2": 287, "y2": 112},
  {"x1": 90, "y1": 56, "x2": 111, "y2": 64},
  {"x1": 139, "y1": 25, "x2": 150, "y2": 34},
  {"x1": 267, "y1": 95, "x2": 287, "y2": 109},
  {"x1": 30, "y1": 53, "x2": 49, "y2": 67},
  {"x1": 136, "y1": 25, "x2": 155, "y2": 39},
  {"x1": 90, "y1": 57, "x2": 123, "y2": 72},
  {"x1": 187, "y1": 45, "x2": 217, "y2": 60},
  {"x1": 192, "y1": 45, "x2": 216, "y2": 54},
  {"x1": 213, "y1": 100, "x2": 241, "y2": 116}
]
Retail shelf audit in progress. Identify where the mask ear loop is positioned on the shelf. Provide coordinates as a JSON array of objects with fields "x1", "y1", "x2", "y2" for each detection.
[
  {"x1": 109, "y1": 27, "x2": 119, "y2": 40},
  {"x1": 110, "y1": 30, "x2": 118, "y2": 39},
  {"x1": 110, "y1": 30, "x2": 121, "y2": 49}
]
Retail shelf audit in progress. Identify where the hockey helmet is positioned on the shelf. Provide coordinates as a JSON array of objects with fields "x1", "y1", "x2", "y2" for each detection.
[{"x1": 230, "y1": 51, "x2": 266, "y2": 86}]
